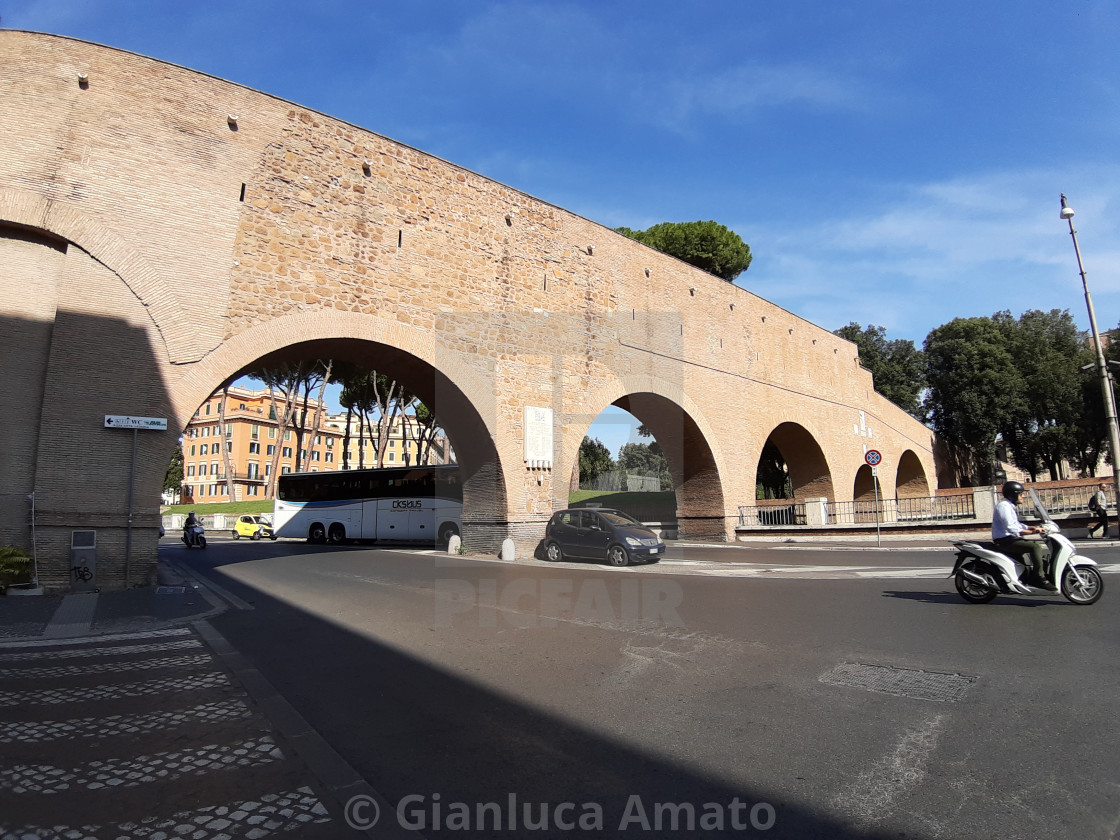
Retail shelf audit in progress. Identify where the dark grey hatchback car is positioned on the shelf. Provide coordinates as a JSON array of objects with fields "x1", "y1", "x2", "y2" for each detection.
[{"x1": 544, "y1": 508, "x2": 665, "y2": 566}]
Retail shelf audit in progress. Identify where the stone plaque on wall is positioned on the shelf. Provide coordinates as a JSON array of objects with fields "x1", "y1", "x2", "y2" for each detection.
[{"x1": 524, "y1": 406, "x2": 553, "y2": 469}]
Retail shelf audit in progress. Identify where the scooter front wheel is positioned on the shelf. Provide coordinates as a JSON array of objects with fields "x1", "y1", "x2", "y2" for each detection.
[
  {"x1": 955, "y1": 566, "x2": 998, "y2": 604},
  {"x1": 1061, "y1": 565, "x2": 1103, "y2": 605}
]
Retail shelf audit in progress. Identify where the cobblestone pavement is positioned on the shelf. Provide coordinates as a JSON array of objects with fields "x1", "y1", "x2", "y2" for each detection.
[{"x1": 0, "y1": 626, "x2": 341, "y2": 839}]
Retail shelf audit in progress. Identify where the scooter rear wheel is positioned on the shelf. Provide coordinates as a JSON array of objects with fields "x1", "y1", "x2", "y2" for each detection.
[
  {"x1": 955, "y1": 565, "x2": 998, "y2": 604},
  {"x1": 1061, "y1": 565, "x2": 1103, "y2": 605}
]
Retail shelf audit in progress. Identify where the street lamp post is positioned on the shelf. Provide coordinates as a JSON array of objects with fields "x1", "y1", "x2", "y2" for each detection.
[{"x1": 1060, "y1": 193, "x2": 1120, "y2": 514}]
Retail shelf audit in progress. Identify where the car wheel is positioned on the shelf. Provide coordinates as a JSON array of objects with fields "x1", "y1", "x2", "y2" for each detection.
[
  {"x1": 545, "y1": 541, "x2": 564, "y2": 562},
  {"x1": 232, "y1": 530, "x2": 240, "y2": 540},
  {"x1": 251, "y1": 531, "x2": 261, "y2": 541},
  {"x1": 327, "y1": 524, "x2": 346, "y2": 545},
  {"x1": 607, "y1": 544, "x2": 630, "y2": 567},
  {"x1": 270, "y1": 534, "x2": 278, "y2": 541},
  {"x1": 308, "y1": 523, "x2": 327, "y2": 544}
]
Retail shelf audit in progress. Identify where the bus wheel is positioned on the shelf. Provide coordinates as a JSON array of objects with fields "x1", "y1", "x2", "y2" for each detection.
[
  {"x1": 327, "y1": 524, "x2": 346, "y2": 545},
  {"x1": 438, "y1": 523, "x2": 459, "y2": 548},
  {"x1": 308, "y1": 523, "x2": 327, "y2": 544}
]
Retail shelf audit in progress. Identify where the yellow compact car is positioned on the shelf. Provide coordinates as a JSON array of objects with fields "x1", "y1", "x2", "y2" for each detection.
[{"x1": 232, "y1": 515, "x2": 277, "y2": 541}]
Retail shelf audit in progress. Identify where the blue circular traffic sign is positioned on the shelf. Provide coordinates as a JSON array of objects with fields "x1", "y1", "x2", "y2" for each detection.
[{"x1": 865, "y1": 449, "x2": 882, "y2": 467}]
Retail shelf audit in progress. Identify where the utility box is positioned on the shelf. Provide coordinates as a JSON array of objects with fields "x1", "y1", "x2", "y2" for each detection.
[{"x1": 70, "y1": 530, "x2": 97, "y2": 592}]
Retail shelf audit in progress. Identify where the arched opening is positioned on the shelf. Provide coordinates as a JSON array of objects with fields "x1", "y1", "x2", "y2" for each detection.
[
  {"x1": 575, "y1": 393, "x2": 724, "y2": 540},
  {"x1": 853, "y1": 464, "x2": 883, "y2": 523},
  {"x1": 895, "y1": 450, "x2": 930, "y2": 498},
  {"x1": 757, "y1": 423, "x2": 835, "y2": 500},
  {"x1": 175, "y1": 337, "x2": 505, "y2": 552}
]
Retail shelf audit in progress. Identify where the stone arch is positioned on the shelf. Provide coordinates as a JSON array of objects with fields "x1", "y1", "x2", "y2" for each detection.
[
  {"x1": 895, "y1": 449, "x2": 931, "y2": 498},
  {"x1": 0, "y1": 190, "x2": 205, "y2": 363},
  {"x1": 853, "y1": 464, "x2": 882, "y2": 501},
  {"x1": 170, "y1": 310, "x2": 507, "y2": 551},
  {"x1": 761, "y1": 422, "x2": 836, "y2": 501},
  {"x1": 569, "y1": 375, "x2": 727, "y2": 540}
]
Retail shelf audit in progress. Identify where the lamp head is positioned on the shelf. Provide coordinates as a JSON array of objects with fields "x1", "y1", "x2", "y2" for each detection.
[{"x1": 1060, "y1": 193, "x2": 1075, "y2": 220}]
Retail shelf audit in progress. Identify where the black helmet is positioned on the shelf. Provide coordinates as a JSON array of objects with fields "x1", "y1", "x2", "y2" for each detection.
[{"x1": 1001, "y1": 481, "x2": 1025, "y2": 501}]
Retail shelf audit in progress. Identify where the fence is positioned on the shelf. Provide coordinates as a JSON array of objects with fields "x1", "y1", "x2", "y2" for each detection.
[
  {"x1": 580, "y1": 470, "x2": 665, "y2": 492},
  {"x1": 737, "y1": 493, "x2": 975, "y2": 528},
  {"x1": 736, "y1": 503, "x2": 806, "y2": 527}
]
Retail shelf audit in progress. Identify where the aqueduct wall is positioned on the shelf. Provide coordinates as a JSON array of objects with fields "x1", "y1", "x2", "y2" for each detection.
[{"x1": 0, "y1": 31, "x2": 940, "y2": 589}]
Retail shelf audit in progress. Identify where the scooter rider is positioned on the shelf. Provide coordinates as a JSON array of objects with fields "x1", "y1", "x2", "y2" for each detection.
[
  {"x1": 993, "y1": 481, "x2": 1055, "y2": 590},
  {"x1": 183, "y1": 510, "x2": 201, "y2": 542}
]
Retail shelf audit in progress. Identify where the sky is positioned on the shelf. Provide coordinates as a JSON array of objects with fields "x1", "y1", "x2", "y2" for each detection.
[{"x1": 6, "y1": 1, "x2": 1120, "y2": 456}]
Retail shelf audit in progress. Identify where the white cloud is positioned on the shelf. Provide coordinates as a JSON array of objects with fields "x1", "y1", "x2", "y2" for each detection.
[{"x1": 738, "y1": 166, "x2": 1120, "y2": 342}]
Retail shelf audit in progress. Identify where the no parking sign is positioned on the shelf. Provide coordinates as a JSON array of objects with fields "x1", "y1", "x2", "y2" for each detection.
[{"x1": 864, "y1": 449, "x2": 882, "y2": 467}]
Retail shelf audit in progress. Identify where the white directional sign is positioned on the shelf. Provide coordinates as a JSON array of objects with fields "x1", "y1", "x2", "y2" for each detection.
[{"x1": 104, "y1": 415, "x2": 168, "y2": 430}]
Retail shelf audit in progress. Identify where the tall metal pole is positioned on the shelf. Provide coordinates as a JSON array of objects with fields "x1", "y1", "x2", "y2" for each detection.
[{"x1": 1061, "y1": 194, "x2": 1120, "y2": 517}]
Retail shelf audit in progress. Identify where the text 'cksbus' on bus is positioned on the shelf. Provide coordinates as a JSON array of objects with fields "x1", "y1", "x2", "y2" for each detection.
[{"x1": 273, "y1": 465, "x2": 462, "y2": 546}]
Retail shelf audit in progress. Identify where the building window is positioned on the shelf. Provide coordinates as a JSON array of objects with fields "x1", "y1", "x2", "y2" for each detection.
[
  {"x1": 283, "y1": 447, "x2": 292, "y2": 458},
  {"x1": 211, "y1": 462, "x2": 219, "y2": 476},
  {"x1": 251, "y1": 424, "x2": 260, "y2": 440},
  {"x1": 389, "y1": 439, "x2": 396, "y2": 448},
  {"x1": 247, "y1": 485, "x2": 259, "y2": 496},
  {"x1": 210, "y1": 484, "x2": 217, "y2": 496},
  {"x1": 187, "y1": 465, "x2": 195, "y2": 476},
  {"x1": 284, "y1": 430, "x2": 292, "y2": 441},
  {"x1": 388, "y1": 452, "x2": 395, "y2": 462},
  {"x1": 265, "y1": 464, "x2": 272, "y2": 476},
  {"x1": 325, "y1": 452, "x2": 334, "y2": 463},
  {"x1": 326, "y1": 437, "x2": 333, "y2": 447},
  {"x1": 190, "y1": 445, "x2": 196, "y2": 456},
  {"x1": 269, "y1": 427, "x2": 277, "y2": 439},
  {"x1": 315, "y1": 435, "x2": 321, "y2": 445},
  {"x1": 240, "y1": 403, "x2": 247, "y2": 410},
  {"x1": 247, "y1": 462, "x2": 260, "y2": 479},
  {"x1": 267, "y1": 444, "x2": 275, "y2": 456},
  {"x1": 225, "y1": 423, "x2": 232, "y2": 436},
  {"x1": 312, "y1": 450, "x2": 320, "y2": 461},
  {"x1": 198, "y1": 464, "x2": 207, "y2": 476},
  {"x1": 249, "y1": 442, "x2": 260, "y2": 454},
  {"x1": 205, "y1": 404, "x2": 211, "y2": 415},
  {"x1": 281, "y1": 466, "x2": 291, "y2": 474},
  {"x1": 202, "y1": 427, "x2": 209, "y2": 438}
]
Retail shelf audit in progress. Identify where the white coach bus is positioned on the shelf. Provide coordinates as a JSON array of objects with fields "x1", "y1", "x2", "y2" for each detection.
[{"x1": 273, "y1": 465, "x2": 462, "y2": 546}]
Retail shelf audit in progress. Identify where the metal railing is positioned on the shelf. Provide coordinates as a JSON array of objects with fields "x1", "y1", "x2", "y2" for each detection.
[
  {"x1": 738, "y1": 493, "x2": 975, "y2": 528},
  {"x1": 737, "y1": 504, "x2": 806, "y2": 527},
  {"x1": 1021, "y1": 484, "x2": 1111, "y2": 516}
]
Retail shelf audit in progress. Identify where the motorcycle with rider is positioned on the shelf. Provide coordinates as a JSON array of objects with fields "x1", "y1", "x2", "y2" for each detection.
[{"x1": 950, "y1": 481, "x2": 1103, "y2": 605}]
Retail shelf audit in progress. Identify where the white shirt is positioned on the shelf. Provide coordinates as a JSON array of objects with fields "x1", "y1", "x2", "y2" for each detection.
[{"x1": 992, "y1": 498, "x2": 1027, "y2": 540}]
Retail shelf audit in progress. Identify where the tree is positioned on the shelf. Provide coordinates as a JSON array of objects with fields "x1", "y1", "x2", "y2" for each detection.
[
  {"x1": 924, "y1": 316, "x2": 1025, "y2": 486},
  {"x1": 995, "y1": 309, "x2": 1085, "y2": 480},
  {"x1": 163, "y1": 446, "x2": 184, "y2": 499},
  {"x1": 756, "y1": 440, "x2": 792, "y2": 499},
  {"x1": 616, "y1": 220, "x2": 752, "y2": 282},
  {"x1": 617, "y1": 441, "x2": 671, "y2": 489},
  {"x1": 578, "y1": 437, "x2": 614, "y2": 485},
  {"x1": 834, "y1": 323, "x2": 926, "y2": 417}
]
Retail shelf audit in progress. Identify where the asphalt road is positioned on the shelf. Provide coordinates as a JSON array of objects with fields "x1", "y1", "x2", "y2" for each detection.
[{"x1": 172, "y1": 538, "x2": 1120, "y2": 839}]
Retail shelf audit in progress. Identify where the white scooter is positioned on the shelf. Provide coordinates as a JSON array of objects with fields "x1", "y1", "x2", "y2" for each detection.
[{"x1": 950, "y1": 490, "x2": 1103, "y2": 605}]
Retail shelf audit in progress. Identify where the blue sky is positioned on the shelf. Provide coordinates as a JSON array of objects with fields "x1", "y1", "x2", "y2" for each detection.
[{"x1": 7, "y1": 1, "x2": 1120, "y2": 456}]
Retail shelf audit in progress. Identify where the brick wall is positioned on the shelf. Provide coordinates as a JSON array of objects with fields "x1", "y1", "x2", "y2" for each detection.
[{"x1": 1, "y1": 31, "x2": 939, "y2": 588}]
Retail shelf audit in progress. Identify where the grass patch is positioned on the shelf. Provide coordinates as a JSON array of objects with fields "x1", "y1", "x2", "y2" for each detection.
[
  {"x1": 162, "y1": 500, "x2": 273, "y2": 516},
  {"x1": 568, "y1": 490, "x2": 676, "y2": 521}
]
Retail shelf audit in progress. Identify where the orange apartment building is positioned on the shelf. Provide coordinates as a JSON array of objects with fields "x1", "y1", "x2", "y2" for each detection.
[{"x1": 179, "y1": 385, "x2": 451, "y2": 504}]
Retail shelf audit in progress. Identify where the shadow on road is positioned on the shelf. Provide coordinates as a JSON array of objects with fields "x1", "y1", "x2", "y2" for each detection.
[{"x1": 196, "y1": 555, "x2": 909, "y2": 840}]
